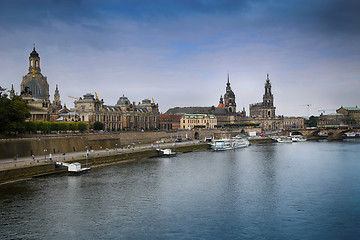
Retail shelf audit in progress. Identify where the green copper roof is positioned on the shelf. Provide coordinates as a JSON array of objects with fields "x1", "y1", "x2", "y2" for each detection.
[{"x1": 342, "y1": 107, "x2": 360, "y2": 111}]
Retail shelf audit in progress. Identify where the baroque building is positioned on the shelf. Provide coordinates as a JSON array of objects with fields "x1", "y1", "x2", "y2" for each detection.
[
  {"x1": 74, "y1": 93, "x2": 160, "y2": 131},
  {"x1": 247, "y1": 74, "x2": 304, "y2": 131},
  {"x1": 166, "y1": 74, "x2": 238, "y2": 127},
  {"x1": 18, "y1": 45, "x2": 63, "y2": 121},
  {"x1": 249, "y1": 73, "x2": 275, "y2": 118},
  {"x1": 317, "y1": 106, "x2": 360, "y2": 128},
  {"x1": 21, "y1": 45, "x2": 50, "y2": 101},
  {"x1": 180, "y1": 114, "x2": 217, "y2": 130}
]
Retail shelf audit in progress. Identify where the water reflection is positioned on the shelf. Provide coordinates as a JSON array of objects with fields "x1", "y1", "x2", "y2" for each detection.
[{"x1": 1, "y1": 141, "x2": 360, "y2": 239}]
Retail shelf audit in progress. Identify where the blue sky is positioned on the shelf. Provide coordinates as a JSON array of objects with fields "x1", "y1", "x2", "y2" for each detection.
[{"x1": 1, "y1": 0, "x2": 359, "y2": 116}]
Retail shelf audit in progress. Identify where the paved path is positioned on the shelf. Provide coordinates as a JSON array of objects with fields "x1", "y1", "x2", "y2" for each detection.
[{"x1": 0, "y1": 141, "x2": 201, "y2": 170}]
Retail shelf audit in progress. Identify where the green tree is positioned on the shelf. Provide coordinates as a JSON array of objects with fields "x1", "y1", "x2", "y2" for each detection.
[
  {"x1": 69, "y1": 122, "x2": 78, "y2": 131},
  {"x1": 78, "y1": 122, "x2": 88, "y2": 132},
  {"x1": 60, "y1": 122, "x2": 69, "y2": 132},
  {"x1": 305, "y1": 116, "x2": 318, "y2": 128},
  {"x1": 38, "y1": 121, "x2": 51, "y2": 133},
  {"x1": 0, "y1": 87, "x2": 30, "y2": 135},
  {"x1": 25, "y1": 121, "x2": 38, "y2": 133},
  {"x1": 93, "y1": 121, "x2": 104, "y2": 131}
]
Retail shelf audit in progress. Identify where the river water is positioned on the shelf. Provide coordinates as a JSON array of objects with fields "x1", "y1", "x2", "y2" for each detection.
[{"x1": 1, "y1": 140, "x2": 360, "y2": 239}]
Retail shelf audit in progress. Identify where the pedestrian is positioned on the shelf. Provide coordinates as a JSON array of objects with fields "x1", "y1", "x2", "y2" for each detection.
[
  {"x1": 32, "y1": 154, "x2": 35, "y2": 161},
  {"x1": 49, "y1": 153, "x2": 52, "y2": 162}
]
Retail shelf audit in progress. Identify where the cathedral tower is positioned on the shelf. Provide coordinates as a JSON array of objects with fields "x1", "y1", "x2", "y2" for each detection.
[
  {"x1": 262, "y1": 73, "x2": 275, "y2": 118},
  {"x1": 21, "y1": 44, "x2": 49, "y2": 101},
  {"x1": 53, "y1": 85, "x2": 61, "y2": 106},
  {"x1": 224, "y1": 74, "x2": 236, "y2": 113}
]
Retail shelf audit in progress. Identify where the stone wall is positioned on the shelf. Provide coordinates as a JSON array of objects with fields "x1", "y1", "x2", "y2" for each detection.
[{"x1": 0, "y1": 128, "x2": 259, "y2": 159}]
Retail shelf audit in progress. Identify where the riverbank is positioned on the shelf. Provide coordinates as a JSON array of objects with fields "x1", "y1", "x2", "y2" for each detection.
[{"x1": 0, "y1": 142, "x2": 211, "y2": 185}]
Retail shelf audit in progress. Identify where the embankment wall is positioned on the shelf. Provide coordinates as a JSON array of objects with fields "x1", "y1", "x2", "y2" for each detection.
[
  {"x1": 0, "y1": 128, "x2": 260, "y2": 159},
  {"x1": 0, "y1": 143, "x2": 210, "y2": 184}
]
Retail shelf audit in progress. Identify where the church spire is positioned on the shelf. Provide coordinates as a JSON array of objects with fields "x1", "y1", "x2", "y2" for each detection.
[
  {"x1": 224, "y1": 73, "x2": 236, "y2": 113},
  {"x1": 10, "y1": 84, "x2": 15, "y2": 99},
  {"x1": 53, "y1": 84, "x2": 61, "y2": 106}
]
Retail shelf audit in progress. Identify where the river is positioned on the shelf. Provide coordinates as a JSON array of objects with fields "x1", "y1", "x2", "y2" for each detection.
[{"x1": 1, "y1": 140, "x2": 360, "y2": 239}]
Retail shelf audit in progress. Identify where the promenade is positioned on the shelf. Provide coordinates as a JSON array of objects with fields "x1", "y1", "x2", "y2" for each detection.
[{"x1": 0, "y1": 140, "x2": 201, "y2": 171}]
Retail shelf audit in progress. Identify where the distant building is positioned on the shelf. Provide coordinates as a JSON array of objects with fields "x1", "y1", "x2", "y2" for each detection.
[
  {"x1": 180, "y1": 114, "x2": 217, "y2": 130},
  {"x1": 249, "y1": 73, "x2": 276, "y2": 118},
  {"x1": 166, "y1": 75, "x2": 238, "y2": 126},
  {"x1": 74, "y1": 93, "x2": 160, "y2": 131},
  {"x1": 317, "y1": 106, "x2": 360, "y2": 128},
  {"x1": 159, "y1": 114, "x2": 181, "y2": 130},
  {"x1": 248, "y1": 74, "x2": 304, "y2": 131},
  {"x1": 21, "y1": 44, "x2": 50, "y2": 101},
  {"x1": 17, "y1": 45, "x2": 63, "y2": 121},
  {"x1": 336, "y1": 107, "x2": 360, "y2": 126}
]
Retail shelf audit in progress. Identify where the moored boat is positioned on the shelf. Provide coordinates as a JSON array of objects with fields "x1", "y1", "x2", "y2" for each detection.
[
  {"x1": 211, "y1": 135, "x2": 250, "y2": 151},
  {"x1": 291, "y1": 136, "x2": 307, "y2": 142},
  {"x1": 156, "y1": 148, "x2": 177, "y2": 157},
  {"x1": 55, "y1": 162, "x2": 90, "y2": 174},
  {"x1": 344, "y1": 131, "x2": 360, "y2": 138},
  {"x1": 273, "y1": 136, "x2": 293, "y2": 143}
]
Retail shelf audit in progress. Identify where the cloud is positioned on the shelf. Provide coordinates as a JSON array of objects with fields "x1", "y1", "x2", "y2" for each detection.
[{"x1": 0, "y1": 0, "x2": 359, "y2": 116}]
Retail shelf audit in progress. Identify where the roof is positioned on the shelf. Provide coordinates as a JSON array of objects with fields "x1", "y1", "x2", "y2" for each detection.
[
  {"x1": 341, "y1": 107, "x2": 360, "y2": 111},
  {"x1": 116, "y1": 95, "x2": 131, "y2": 106},
  {"x1": 59, "y1": 112, "x2": 80, "y2": 117},
  {"x1": 182, "y1": 113, "x2": 216, "y2": 119},
  {"x1": 165, "y1": 106, "x2": 230, "y2": 115},
  {"x1": 103, "y1": 105, "x2": 122, "y2": 111}
]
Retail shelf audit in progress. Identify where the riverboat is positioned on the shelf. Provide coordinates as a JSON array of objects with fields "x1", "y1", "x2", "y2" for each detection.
[
  {"x1": 273, "y1": 136, "x2": 293, "y2": 143},
  {"x1": 344, "y1": 131, "x2": 360, "y2": 138},
  {"x1": 156, "y1": 148, "x2": 177, "y2": 157},
  {"x1": 291, "y1": 136, "x2": 307, "y2": 142},
  {"x1": 55, "y1": 162, "x2": 90, "y2": 174},
  {"x1": 211, "y1": 135, "x2": 250, "y2": 151}
]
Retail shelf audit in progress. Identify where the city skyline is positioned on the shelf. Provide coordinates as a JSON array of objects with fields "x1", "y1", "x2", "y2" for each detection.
[{"x1": 1, "y1": 0, "x2": 359, "y2": 117}]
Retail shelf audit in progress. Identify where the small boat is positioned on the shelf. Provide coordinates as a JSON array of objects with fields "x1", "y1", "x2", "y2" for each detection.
[
  {"x1": 291, "y1": 136, "x2": 307, "y2": 142},
  {"x1": 55, "y1": 162, "x2": 90, "y2": 174},
  {"x1": 344, "y1": 132, "x2": 360, "y2": 138},
  {"x1": 156, "y1": 148, "x2": 177, "y2": 157},
  {"x1": 211, "y1": 135, "x2": 250, "y2": 151},
  {"x1": 273, "y1": 136, "x2": 293, "y2": 143},
  {"x1": 68, "y1": 163, "x2": 91, "y2": 174}
]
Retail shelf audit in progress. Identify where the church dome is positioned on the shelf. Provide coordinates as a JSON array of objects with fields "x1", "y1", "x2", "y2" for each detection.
[{"x1": 116, "y1": 95, "x2": 131, "y2": 105}]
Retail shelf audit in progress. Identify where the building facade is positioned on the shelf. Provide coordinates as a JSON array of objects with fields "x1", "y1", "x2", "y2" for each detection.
[
  {"x1": 317, "y1": 106, "x2": 360, "y2": 128},
  {"x1": 16, "y1": 45, "x2": 63, "y2": 122},
  {"x1": 249, "y1": 73, "x2": 276, "y2": 118},
  {"x1": 159, "y1": 114, "x2": 181, "y2": 130},
  {"x1": 336, "y1": 107, "x2": 360, "y2": 126},
  {"x1": 74, "y1": 94, "x2": 160, "y2": 131},
  {"x1": 165, "y1": 75, "x2": 238, "y2": 127},
  {"x1": 247, "y1": 74, "x2": 304, "y2": 131},
  {"x1": 180, "y1": 114, "x2": 217, "y2": 130}
]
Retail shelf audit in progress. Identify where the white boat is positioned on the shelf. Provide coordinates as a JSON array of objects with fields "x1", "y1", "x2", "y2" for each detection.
[
  {"x1": 273, "y1": 136, "x2": 293, "y2": 143},
  {"x1": 156, "y1": 148, "x2": 177, "y2": 157},
  {"x1": 344, "y1": 132, "x2": 360, "y2": 138},
  {"x1": 68, "y1": 163, "x2": 91, "y2": 174},
  {"x1": 211, "y1": 135, "x2": 250, "y2": 151},
  {"x1": 55, "y1": 162, "x2": 90, "y2": 174},
  {"x1": 291, "y1": 136, "x2": 307, "y2": 142}
]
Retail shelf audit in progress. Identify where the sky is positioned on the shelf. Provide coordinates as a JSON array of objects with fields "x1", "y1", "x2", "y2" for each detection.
[{"x1": 1, "y1": 0, "x2": 359, "y2": 117}]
